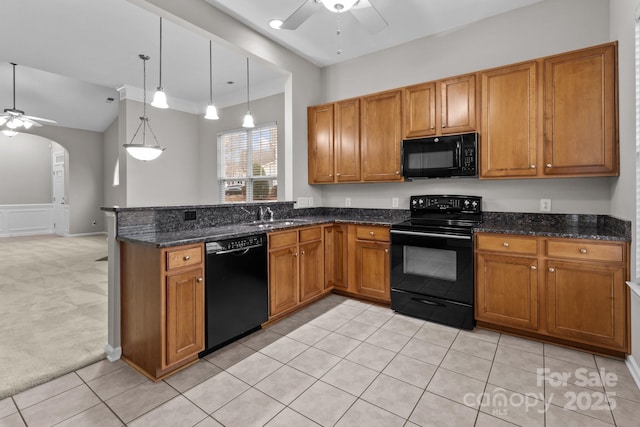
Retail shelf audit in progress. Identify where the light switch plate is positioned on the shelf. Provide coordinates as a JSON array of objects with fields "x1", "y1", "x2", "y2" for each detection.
[
  {"x1": 392, "y1": 197, "x2": 399, "y2": 208},
  {"x1": 345, "y1": 197, "x2": 351, "y2": 207}
]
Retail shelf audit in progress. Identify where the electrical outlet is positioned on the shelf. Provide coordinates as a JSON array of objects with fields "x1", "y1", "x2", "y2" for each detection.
[
  {"x1": 540, "y1": 199, "x2": 551, "y2": 212},
  {"x1": 345, "y1": 197, "x2": 351, "y2": 207},
  {"x1": 308, "y1": 197, "x2": 314, "y2": 207},
  {"x1": 392, "y1": 197, "x2": 399, "y2": 208},
  {"x1": 297, "y1": 197, "x2": 309, "y2": 208}
]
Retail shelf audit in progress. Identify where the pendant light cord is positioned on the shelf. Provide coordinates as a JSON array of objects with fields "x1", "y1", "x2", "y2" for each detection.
[
  {"x1": 246, "y1": 57, "x2": 250, "y2": 112},
  {"x1": 158, "y1": 17, "x2": 163, "y2": 87},
  {"x1": 209, "y1": 41, "x2": 213, "y2": 104}
]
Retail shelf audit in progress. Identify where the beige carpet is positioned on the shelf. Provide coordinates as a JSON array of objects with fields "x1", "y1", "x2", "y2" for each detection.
[{"x1": 0, "y1": 234, "x2": 108, "y2": 399}]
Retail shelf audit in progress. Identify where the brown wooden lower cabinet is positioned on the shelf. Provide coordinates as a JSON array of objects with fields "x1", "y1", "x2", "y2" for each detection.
[
  {"x1": 120, "y1": 242, "x2": 205, "y2": 380},
  {"x1": 344, "y1": 224, "x2": 391, "y2": 303},
  {"x1": 475, "y1": 233, "x2": 630, "y2": 356},
  {"x1": 268, "y1": 226, "x2": 326, "y2": 318},
  {"x1": 324, "y1": 224, "x2": 347, "y2": 290}
]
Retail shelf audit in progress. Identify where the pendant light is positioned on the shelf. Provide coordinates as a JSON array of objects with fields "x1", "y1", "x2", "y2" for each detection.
[
  {"x1": 242, "y1": 57, "x2": 254, "y2": 128},
  {"x1": 151, "y1": 17, "x2": 169, "y2": 109},
  {"x1": 124, "y1": 54, "x2": 166, "y2": 161},
  {"x1": 204, "y1": 40, "x2": 219, "y2": 120}
]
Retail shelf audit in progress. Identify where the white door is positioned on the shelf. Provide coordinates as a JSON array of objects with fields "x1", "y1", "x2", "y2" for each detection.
[{"x1": 52, "y1": 150, "x2": 67, "y2": 235}]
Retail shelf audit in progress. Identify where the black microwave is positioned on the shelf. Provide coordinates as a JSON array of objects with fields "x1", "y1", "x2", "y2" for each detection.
[{"x1": 401, "y1": 132, "x2": 478, "y2": 179}]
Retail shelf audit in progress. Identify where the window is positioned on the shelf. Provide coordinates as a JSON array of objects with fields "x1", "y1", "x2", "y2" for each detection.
[{"x1": 218, "y1": 123, "x2": 278, "y2": 203}]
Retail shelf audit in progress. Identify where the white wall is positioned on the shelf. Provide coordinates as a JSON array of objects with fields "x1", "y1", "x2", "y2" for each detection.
[
  {"x1": 124, "y1": 99, "x2": 201, "y2": 206},
  {"x1": 103, "y1": 117, "x2": 121, "y2": 209},
  {"x1": 317, "y1": 0, "x2": 615, "y2": 214},
  {"x1": 27, "y1": 126, "x2": 104, "y2": 235},
  {"x1": 0, "y1": 133, "x2": 52, "y2": 204}
]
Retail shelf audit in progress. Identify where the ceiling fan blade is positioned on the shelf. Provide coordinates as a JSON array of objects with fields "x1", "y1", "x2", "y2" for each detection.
[
  {"x1": 350, "y1": 1, "x2": 388, "y2": 34},
  {"x1": 24, "y1": 115, "x2": 57, "y2": 124},
  {"x1": 22, "y1": 118, "x2": 43, "y2": 127},
  {"x1": 280, "y1": 0, "x2": 320, "y2": 30}
]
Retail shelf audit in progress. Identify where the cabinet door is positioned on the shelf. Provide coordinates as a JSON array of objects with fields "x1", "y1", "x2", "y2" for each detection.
[
  {"x1": 166, "y1": 268, "x2": 204, "y2": 367},
  {"x1": 403, "y1": 82, "x2": 436, "y2": 138},
  {"x1": 335, "y1": 98, "x2": 361, "y2": 182},
  {"x1": 308, "y1": 103, "x2": 335, "y2": 183},
  {"x1": 543, "y1": 43, "x2": 618, "y2": 176},
  {"x1": 354, "y1": 240, "x2": 390, "y2": 301},
  {"x1": 546, "y1": 260, "x2": 626, "y2": 349},
  {"x1": 324, "y1": 225, "x2": 348, "y2": 290},
  {"x1": 475, "y1": 253, "x2": 538, "y2": 331},
  {"x1": 269, "y1": 246, "x2": 299, "y2": 316},
  {"x1": 480, "y1": 62, "x2": 538, "y2": 178},
  {"x1": 439, "y1": 74, "x2": 477, "y2": 134},
  {"x1": 299, "y1": 239, "x2": 324, "y2": 302},
  {"x1": 361, "y1": 90, "x2": 403, "y2": 181}
]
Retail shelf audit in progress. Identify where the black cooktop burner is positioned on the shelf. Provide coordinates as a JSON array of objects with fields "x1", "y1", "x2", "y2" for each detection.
[{"x1": 392, "y1": 195, "x2": 483, "y2": 235}]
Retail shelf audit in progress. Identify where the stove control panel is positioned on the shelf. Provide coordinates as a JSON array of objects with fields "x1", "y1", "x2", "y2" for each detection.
[{"x1": 410, "y1": 195, "x2": 482, "y2": 213}]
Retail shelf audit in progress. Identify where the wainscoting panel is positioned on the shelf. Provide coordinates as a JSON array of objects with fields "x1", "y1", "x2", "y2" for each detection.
[{"x1": 0, "y1": 204, "x2": 53, "y2": 237}]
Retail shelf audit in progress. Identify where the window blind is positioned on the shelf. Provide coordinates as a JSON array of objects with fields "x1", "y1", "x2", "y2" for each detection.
[{"x1": 218, "y1": 123, "x2": 278, "y2": 203}]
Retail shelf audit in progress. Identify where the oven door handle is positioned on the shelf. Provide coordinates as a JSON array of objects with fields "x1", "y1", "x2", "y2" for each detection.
[
  {"x1": 390, "y1": 230, "x2": 471, "y2": 240},
  {"x1": 412, "y1": 297, "x2": 445, "y2": 307}
]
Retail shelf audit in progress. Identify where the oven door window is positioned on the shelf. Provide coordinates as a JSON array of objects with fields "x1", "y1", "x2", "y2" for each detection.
[
  {"x1": 391, "y1": 234, "x2": 473, "y2": 304},
  {"x1": 404, "y1": 246, "x2": 456, "y2": 281}
]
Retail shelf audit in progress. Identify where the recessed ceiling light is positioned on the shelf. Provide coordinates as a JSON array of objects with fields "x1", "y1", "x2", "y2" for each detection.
[
  {"x1": 227, "y1": 81, "x2": 235, "y2": 85},
  {"x1": 269, "y1": 19, "x2": 283, "y2": 29}
]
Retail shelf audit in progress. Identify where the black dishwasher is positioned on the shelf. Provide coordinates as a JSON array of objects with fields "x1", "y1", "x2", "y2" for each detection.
[{"x1": 200, "y1": 234, "x2": 268, "y2": 356}]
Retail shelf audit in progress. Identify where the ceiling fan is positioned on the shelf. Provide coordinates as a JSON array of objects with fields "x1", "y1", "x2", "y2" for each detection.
[
  {"x1": 0, "y1": 63, "x2": 57, "y2": 136},
  {"x1": 276, "y1": 0, "x2": 388, "y2": 33}
]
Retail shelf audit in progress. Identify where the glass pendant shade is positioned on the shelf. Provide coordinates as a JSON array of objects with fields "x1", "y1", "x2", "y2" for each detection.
[
  {"x1": 124, "y1": 144, "x2": 164, "y2": 161},
  {"x1": 242, "y1": 112, "x2": 255, "y2": 128},
  {"x1": 1, "y1": 128, "x2": 18, "y2": 137},
  {"x1": 205, "y1": 104, "x2": 219, "y2": 120},
  {"x1": 151, "y1": 88, "x2": 168, "y2": 109},
  {"x1": 322, "y1": 0, "x2": 358, "y2": 13}
]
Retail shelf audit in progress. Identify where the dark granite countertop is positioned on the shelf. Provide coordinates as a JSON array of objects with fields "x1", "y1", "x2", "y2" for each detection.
[
  {"x1": 474, "y1": 212, "x2": 631, "y2": 242},
  {"x1": 117, "y1": 211, "x2": 408, "y2": 248}
]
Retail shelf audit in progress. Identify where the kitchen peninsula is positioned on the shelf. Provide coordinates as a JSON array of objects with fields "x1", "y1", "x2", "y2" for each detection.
[{"x1": 104, "y1": 203, "x2": 630, "y2": 380}]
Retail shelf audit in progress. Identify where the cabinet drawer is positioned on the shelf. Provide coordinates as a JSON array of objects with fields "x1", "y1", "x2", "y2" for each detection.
[
  {"x1": 546, "y1": 240, "x2": 624, "y2": 263},
  {"x1": 355, "y1": 225, "x2": 390, "y2": 242},
  {"x1": 476, "y1": 234, "x2": 537, "y2": 255},
  {"x1": 166, "y1": 246, "x2": 202, "y2": 271},
  {"x1": 269, "y1": 230, "x2": 298, "y2": 250},
  {"x1": 299, "y1": 227, "x2": 322, "y2": 243}
]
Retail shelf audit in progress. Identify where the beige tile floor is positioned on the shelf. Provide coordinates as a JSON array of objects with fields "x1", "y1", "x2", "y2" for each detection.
[{"x1": 2, "y1": 294, "x2": 640, "y2": 427}]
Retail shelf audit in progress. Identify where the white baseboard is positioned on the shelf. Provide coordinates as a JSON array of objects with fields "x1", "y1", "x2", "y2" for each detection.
[
  {"x1": 65, "y1": 231, "x2": 107, "y2": 237},
  {"x1": 104, "y1": 344, "x2": 122, "y2": 362}
]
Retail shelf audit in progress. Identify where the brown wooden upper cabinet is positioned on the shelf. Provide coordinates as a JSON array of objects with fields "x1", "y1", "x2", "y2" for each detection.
[
  {"x1": 543, "y1": 43, "x2": 618, "y2": 176},
  {"x1": 480, "y1": 42, "x2": 618, "y2": 179},
  {"x1": 361, "y1": 89, "x2": 403, "y2": 182},
  {"x1": 308, "y1": 98, "x2": 362, "y2": 184},
  {"x1": 403, "y1": 73, "x2": 477, "y2": 139},
  {"x1": 480, "y1": 61, "x2": 538, "y2": 178}
]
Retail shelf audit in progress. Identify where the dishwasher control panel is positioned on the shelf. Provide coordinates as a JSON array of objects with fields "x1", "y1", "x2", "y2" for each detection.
[{"x1": 206, "y1": 234, "x2": 265, "y2": 254}]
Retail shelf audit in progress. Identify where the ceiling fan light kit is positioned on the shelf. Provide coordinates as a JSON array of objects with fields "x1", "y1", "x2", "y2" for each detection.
[
  {"x1": 151, "y1": 17, "x2": 169, "y2": 109},
  {"x1": 124, "y1": 54, "x2": 166, "y2": 161},
  {"x1": 322, "y1": 0, "x2": 358, "y2": 13},
  {"x1": 0, "y1": 62, "x2": 57, "y2": 137}
]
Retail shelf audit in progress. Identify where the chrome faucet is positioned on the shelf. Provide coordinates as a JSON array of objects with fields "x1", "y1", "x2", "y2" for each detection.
[
  {"x1": 258, "y1": 206, "x2": 265, "y2": 221},
  {"x1": 265, "y1": 207, "x2": 274, "y2": 221}
]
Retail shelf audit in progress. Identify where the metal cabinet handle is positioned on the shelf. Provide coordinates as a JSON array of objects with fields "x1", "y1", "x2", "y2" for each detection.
[
  {"x1": 546, "y1": 164, "x2": 552, "y2": 168},
  {"x1": 549, "y1": 267, "x2": 555, "y2": 272},
  {"x1": 531, "y1": 265, "x2": 537, "y2": 270},
  {"x1": 336, "y1": 173, "x2": 341, "y2": 176},
  {"x1": 385, "y1": 248, "x2": 389, "y2": 253},
  {"x1": 430, "y1": 126, "x2": 435, "y2": 130},
  {"x1": 530, "y1": 165, "x2": 536, "y2": 168},
  {"x1": 579, "y1": 248, "x2": 588, "y2": 254},
  {"x1": 183, "y1": 255, "x2": 191, "y2": 261},
  {"x1": 197, "y1": 277, "x2": 203, "y2": 282},
  {"x1": 503, "y1": 242, "x2": 510, "y2": 247},
  {"x1": 301, "y1": 250, "x2": 305, "y2": 255},
  {"x1": 395, "y1": 171, "x2": 400, "y2": 175},
  {"x1": 370, "y1": 231, "x2": 375, "y2": 236},
  {"x1": 293, "y1": 252, "x2": 298, "y2": 257}
]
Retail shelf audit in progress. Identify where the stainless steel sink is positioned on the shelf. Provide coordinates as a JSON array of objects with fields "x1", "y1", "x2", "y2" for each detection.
[{"x1": 250, "y1": 219, "x2": 312, "y2": 229}]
